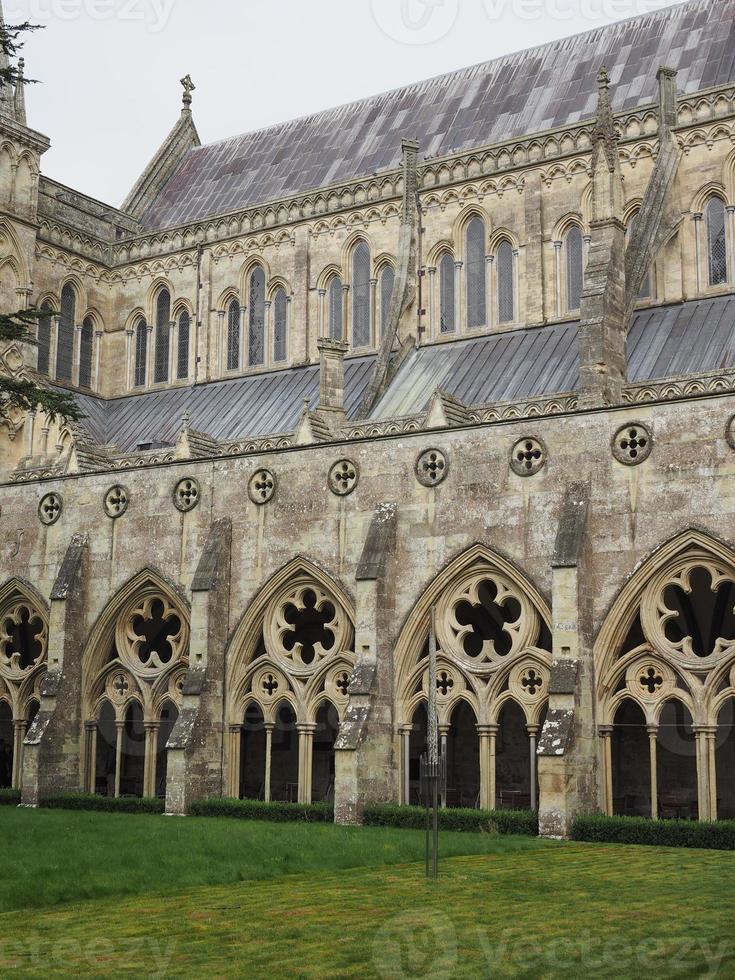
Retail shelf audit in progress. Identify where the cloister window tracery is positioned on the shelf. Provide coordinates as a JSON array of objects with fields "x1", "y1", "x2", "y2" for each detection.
[
  {"x1": 395, "y1": 551, "x2": 551, "y2": 811},
  {"x1": 0, "y1": 584, "x2": 48, "y2": 791},
  {"x1": 84, "y1": 580, "x2": 189, "y2": 800},
  {"x1": 598, "y1": 541, "x2": 735, "y2": 821},
  {"x1": 227, "y1": 568, "x2": 355, "y2": 805}
]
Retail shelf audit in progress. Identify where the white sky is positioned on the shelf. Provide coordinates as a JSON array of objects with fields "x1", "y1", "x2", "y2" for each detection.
[{"x1": 6, "y1": 0, "x2": 685, "y2": 208}]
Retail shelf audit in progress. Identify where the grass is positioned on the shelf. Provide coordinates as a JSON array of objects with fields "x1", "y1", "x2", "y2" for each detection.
[
  {"x1": 0, "y1": 807, "x2": 541, "y2": 914},
  {"x1": 1, "y1": 810, "x2": 734, "y2": 978}
]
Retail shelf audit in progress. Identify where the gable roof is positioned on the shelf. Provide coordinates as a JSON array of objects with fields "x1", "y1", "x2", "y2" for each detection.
[
  {"x1": 71, "y1": 294, "x2": 735, "y2": 451},
  {"x1": 140, "y1": 0, "x2": 735, "y2": 230}
]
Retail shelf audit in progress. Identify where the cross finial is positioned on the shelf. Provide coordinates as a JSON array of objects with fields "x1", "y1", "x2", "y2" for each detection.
[
  {"x1": 181, "y1": 409, "x2": 190, "y2": 427},
  {"x1": 180, "y1": 74, "x2": 195, "y2": 109}
]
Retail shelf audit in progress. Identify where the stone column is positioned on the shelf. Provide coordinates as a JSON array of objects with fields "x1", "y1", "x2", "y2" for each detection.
[
  {"x1": 12, "y1": 720, "x2": 26, "y2": 788},
  {"x1": 553, "y1": 242, "x2": 562, "y2": 319},
  {"x1": 439, "y1": 724, "x2": 450, "y2": 808},
  {"x1": 49, "y1": 316, "x2": 60, "y2": 381},
  {"x1": 512, "y1": 249, "x2": 520, "y2": 324},
  {"x1": 693, "y1": 212, "x2": 703, "y2": 292},
  {"x1": 72, "y1": 324, "x2": 81, "y2": 386},
  {"x1": 485, "y1": 254, "x2": 493, "y2": 329},
  {"x1": 226, "y1": 725, "x2": 241, "y2": 798},
  {"x1": 264, "y1": 300, "x2": 272, "y2": 366},
  {"x1": 168, "y1": 320, "x2": 176, "y2": 382},
  {"x1": 216, "y1": 311, "x2": 225, "y2": 374},
  {"x1": 427, "y1": 267, "x2": 436, "y2": 339},
  {"x1": 453, "y1": 261, "x2": 462, "y2": 332},
  {"x1": 298, "y1": 724, "x2": 315, "y2": 804},
  {"x1": 478, "y1": 724, "x2": 497, "y2": 811},
  {"x1": 85, "y1": 721, "x2": 97, "y2": 793},
  {"x1": 144, "y1": 723, "x2": 158, "y2": 798},
  {"x1": 264, "y1": 723, "x2": 274, "y2": 802},
  {"x1": 399, "y1": 725, "x2": 411, "y2": 805},
  {"x1": 145, "y1": 324, "x2": 154, "y2": 387},
  {"x1": 24, "y1": 410, "x2": 35, "y2": 457},
  {"x1": 648, "y1": 725, "x2": 658, "y2": 819},
  {"x1": 317, "y1": 288, "x2": 326, "y2": 338},
  {"x1": 598, "y1": 726, "x2": 614, "y2": 815},
  {"x1": 341, "y1": 284, "x2": 350, "y2": 345},
  {"x1": 114, "y1": 721, "x2": 124, "y2": 798},
  {"x1": 370, "y1": 277, "x2": 378, "y2": 345},
  {"x1": 727, "y1": 206, "x2": 735, "y2": 287},
  {"x1": 707, "y1": 727, "x2": 718, "y2": 821}
]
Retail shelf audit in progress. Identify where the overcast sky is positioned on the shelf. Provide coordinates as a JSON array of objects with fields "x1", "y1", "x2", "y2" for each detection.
[{"x1": 6, "y1": 0, "x2": 684, "y2": 208}]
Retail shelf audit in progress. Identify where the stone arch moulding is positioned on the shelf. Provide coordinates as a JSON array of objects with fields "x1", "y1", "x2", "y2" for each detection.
[
  {"x1": 225, "y1": 555, "x2": 356, "y2": 706},
  {"x1": 80, "y1": 566, "x2": 190, "y2": 719},
  {"x1": 594, "y1": 526, "x2": 735, "y2": 684},
  {"x1": 392, "y1": 542, "x2": 551, "y2": 686}
]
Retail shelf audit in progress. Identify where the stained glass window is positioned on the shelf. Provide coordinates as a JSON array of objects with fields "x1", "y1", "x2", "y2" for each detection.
[
  {"x1": 56, "y1": 283, "x2": 75, "y2": 381},
  {"x1": 154, "y1": 288, "x2": 171, "y2": 384},
  {"x1": 439, "y1": 253, "x2": 455, "y2": 334},
  {"x1": 565, "y1": 226, "x2": 584, "y2": 312},
  {"x1": 248, "y1": 266, "x2": 266, "y2": 367},
  {"x1": 37, "y1": 302, "x2": 51, "y2": 375},
  {"x1": 273, "y1": 287, "x2": 288, "y2": 362},
  {"x1": 328, "y1": 276, "x2": 343, "y2": 340},
  {"x1": 466, "y1": 217, "x2": 486, "y2": 329},
  {"x1": 227, "y1": 298, "x2": 240, "y2": 371},
  {"x1": 352, "y1": 241, "x2": 371, "y2": 348},
  {"x1": 79, "y1": 316, "x2": 94, "y2": 389},
  {"x1": 177, "y1": 310, "x2": 190, "y2": 380},
  {"x1": 497, "y1": 241, "x2": 514, "y2": 324},
  {"x1": 707, "y1": 197, "x2": 728, "y2": 287},
  {"x1": 134, "y1": 318, "x2": 147, "y2": 388}
]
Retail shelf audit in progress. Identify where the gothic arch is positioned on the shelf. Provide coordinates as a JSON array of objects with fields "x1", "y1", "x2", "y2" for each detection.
[
  {"x1": 596, "y1": 528, "x2": 735, "y2": 820},
  {"x1": 0, "y1": 219, "x2": 29, "y2": 285}
]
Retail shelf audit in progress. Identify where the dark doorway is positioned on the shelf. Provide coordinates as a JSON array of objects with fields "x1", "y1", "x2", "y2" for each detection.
[
  {"x1": 155, "y1": 700, "x2": 179, "y2": 798},
  {"x1": 120, "y1": 701, "x2": 145, "y2": 797},
  {"x1": 496, "y1": 700, "x2": 530, "y2": 810},
  {"x1": 0, "y1": 701, "x2": 13, "y2": 789},
  {"x1": 657, "y1": 699, "x2": 698, "y2": 820},
  {"x1": 717, "y1": 698, "x2": 735, "y2": 820},
  {"x1": 312, "y1": 701, "x2": 339, "y2": 802},
  {"x1": 408, "y1": 702, "x2": 428, "y2": 805},
  {"x1": 240, "y1": 702, "x2": 266, "y2": 800},
  {"x1": 270, "y1": 701, "x2": 299, "y2": 802},
  {"x1": 612, "y1": 699, "x2": 650, "y2": 816},
  {"x1": 446, "y1": 701, "x2": 479, "y2": 808},
  {"x1": 95, "y1": 700, "x2": 117, "y2": 796}
]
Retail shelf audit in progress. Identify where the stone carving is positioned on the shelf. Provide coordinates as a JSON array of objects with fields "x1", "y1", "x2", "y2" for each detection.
[
  {"x1": 611, "y1": 422, "x2": 652, "y2": 465},
  {"x1": 116, "y1": 594, "x2": 188, "y2": 676},
  {"x1": 103, "y1": 485, "x2": 129, "y2": 519},
  {"x1": 174, "y1": 477, "x2": 200, "y2": 512},
  {"x1": 510, "y1": 437, "x2": 546, "y2": 477},
  {"x1": 328, "y1": 459, "x2": 359, "y2": 496},
  {"x1": 38, "y1": 492, "x2": 63, "y2": 526},
  {"x1": 415, "y1": 448, "x2": 449, "y2": 487},
  {"x1": 248, "y1": 469, "x2": 276, "y2": 505},
  {"x1": 0, "y1": 601, "x2": 47, "y2": 679}
]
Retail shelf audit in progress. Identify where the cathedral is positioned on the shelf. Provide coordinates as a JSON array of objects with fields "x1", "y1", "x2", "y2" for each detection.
[{"x1": 1, "y1": 0, "x2": 735, "y2": 835}]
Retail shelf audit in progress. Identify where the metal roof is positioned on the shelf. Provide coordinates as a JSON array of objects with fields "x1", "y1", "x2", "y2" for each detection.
[
  {"x1": 140, "y1": 0, "x2": 735, "y2": 229},
  {"x1": 71, "y1": 294, "x2": 735, "y2": 451}
]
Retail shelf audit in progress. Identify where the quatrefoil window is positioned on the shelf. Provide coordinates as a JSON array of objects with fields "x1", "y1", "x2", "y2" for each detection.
[
  {"x1": 248, "y1": 469, "x2": 276, "y2": 505},
  {"x1": 612, "y1": 423, "x2": 652, "y2": 466},
  {"x1": 174, "y1": 478, "x2": 200, "y2": 513},
  {"x1": 454, "y1": 580, "x2": 522, "y2": 658},
  {"x1": 329, "y1": 460, "x2": 359, "y2": 496},
  {"x1": 104, "y1": 485, "x2": 128, "y2": 519},
  {"x1": 522, "y1": 668, "x2": 543, "y2": 696},
  {"x1": 131, "y1": 599, "x2": 182, "y2": 669},
  {"x1": 38, "y1": 492, "x2": 62, "y2": 526},
  {"x1": 282, "y1": 590, "x2": 336, "y2": 666},
  {"x1": 1, "y1": 605, "x2": 45, "y2": 672},
  {"x1": 416, "y1": 449, "x2": 449, "y2": 487},
  {"x1": 662, "y1": 566, "x2": 735, "y2": 659},
  {"x1": 510, "y1": 437, "x2": 546, "y2": 477}
]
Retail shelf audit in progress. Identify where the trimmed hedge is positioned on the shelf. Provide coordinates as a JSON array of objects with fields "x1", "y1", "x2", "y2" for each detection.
[
  {"x1": 363, "y1": 804, "x2": 538, "y2": 836},
  {"x1": 189, "y1": 797, "x2": 334, "y2": 823},
  {"x1": 39, "y1": 793, "x2": 165, "y2": 814},
  {"x1": 572, "y1": 814, "x2": 735, "y2": 851},
  {"x1": 0, "y1": 787, "x2": 20, "y2": 806}
]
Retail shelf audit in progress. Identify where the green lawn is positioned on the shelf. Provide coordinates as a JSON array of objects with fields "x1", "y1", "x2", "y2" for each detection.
[{"x1": 1, "y1": 809, "x2": 734, "y2": 978}]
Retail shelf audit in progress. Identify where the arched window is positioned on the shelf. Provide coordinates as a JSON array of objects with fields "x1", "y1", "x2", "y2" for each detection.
[
  {"x1": 379, "y1": 265, "x2": 395, "y2": 341},
  {"x1": 177, "y1": 310, "x2": 190, "y2": 380},
  {"x1": 707, "y1": 197, "x2": 728, "y2": 287},
  {"x1": 226, "y1": 298, "x2": 240, "y2": 371},
  {"x1": 248, "y1": 266, "x2": 266, "y2": 367},
  {"x1": 565, "y1": 226, "x2": 584, "y2": 313},
  {"x1": 79, "y1": 316, "x2": 94, "y2": 390},
  {"x1": 328, "y1": 276, "x2": 343, "y2": 340},
  {"x1": 439, "y1": 253, "x2": 455, "y2": 334},
  {"x1": 465, "y1": 217, "x2": 486, "y2": 329},
  {"x1": 153, "y1": 288, "x2": 171, "y2": 384},
  {"x1": 352, "y1": 241, "x2": 371, "y2": 348},
  {"x1": 496, "y1": 241, "x2": 514, "y2": 324},
  {"x1": 273, "y1": 287, "x2": 288, "y2": 363},
  {"x1": 56, "y1": 283, "x2": 76, "y2": 382},
  {"x1": 37, "y1": 301, "x2": 51, "y2": 376},
  {"x1": 134, "y1": 317, "x2": 147, "y2": 388}
]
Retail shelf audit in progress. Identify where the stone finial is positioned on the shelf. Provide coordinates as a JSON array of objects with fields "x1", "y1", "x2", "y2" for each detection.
[
  {"x1": 180, "y1": 74, "x2": 196, "y2": 110},
  {"x1": 181, "y1": 409, "x2": 190, "y2": 427},
  {"x1": 656, "y1": 65, "x2": 678, "y2": 132},
  {"x1": 592, "y1": 65, "x2": 617, "y2": 173}
]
